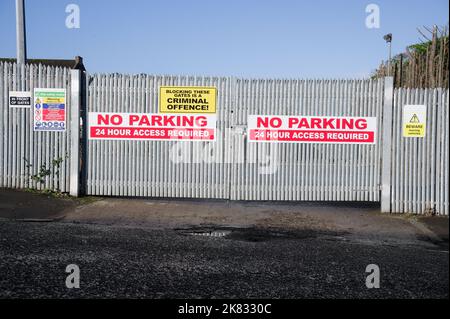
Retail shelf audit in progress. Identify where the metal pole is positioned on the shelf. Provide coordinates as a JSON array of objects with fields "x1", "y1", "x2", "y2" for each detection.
[
  {"x1": 381, "y1": 76, "x2": 394, "y2": 213},
  {"x1": 15, "y1": 0, "x2": 27, "y2": 65},
  {"x1": 388, "y1": 41, "x2": 392, "y2": 76},
  {"x1": 383, "y1": 33, "x2": 392, "y2": 77}
]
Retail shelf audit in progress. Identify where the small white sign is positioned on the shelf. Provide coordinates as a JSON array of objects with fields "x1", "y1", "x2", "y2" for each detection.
[{"x1": 9, "y1": 91, "x2": 32, "y2": 108}]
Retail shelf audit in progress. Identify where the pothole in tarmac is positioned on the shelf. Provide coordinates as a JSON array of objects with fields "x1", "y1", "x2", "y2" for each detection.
[{"x1": 176, "y1": 226, "x2": 341, "y2": 242}]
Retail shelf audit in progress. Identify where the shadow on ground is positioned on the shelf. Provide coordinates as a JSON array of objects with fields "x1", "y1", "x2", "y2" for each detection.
[{"x1": 0, "y1": 188, "x2": 80, "y2": 220}]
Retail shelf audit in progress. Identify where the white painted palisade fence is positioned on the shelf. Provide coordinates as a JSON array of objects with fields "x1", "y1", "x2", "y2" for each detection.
[{"x1": 1, "y1": 61, "x2": 448, "y2": 215}]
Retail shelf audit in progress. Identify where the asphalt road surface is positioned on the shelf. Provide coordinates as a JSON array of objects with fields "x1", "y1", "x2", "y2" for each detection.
[{"x1": 0, "y1": 220, "x2": 448, "y2": 298}]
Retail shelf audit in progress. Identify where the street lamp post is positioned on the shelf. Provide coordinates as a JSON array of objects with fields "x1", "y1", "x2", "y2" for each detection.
[
  {"x1": 16, "y1": 0, "x2": 27, "y2": 65},
  {"x1": 383, "y1": 33, "x2": 392, "y2": 77}
]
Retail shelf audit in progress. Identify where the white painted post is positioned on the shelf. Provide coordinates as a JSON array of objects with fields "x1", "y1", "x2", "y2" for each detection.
[
  {"x1": 381, "y1": 77, "x2": 394, "y2": 212},
  {"x1": 70, "y1": 69, "x2": 81, "y2": 197}
]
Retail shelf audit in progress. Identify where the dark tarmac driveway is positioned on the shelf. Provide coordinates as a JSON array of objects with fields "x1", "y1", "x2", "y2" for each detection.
[
  {"x1": 0, "y1": 189, "x2": 448, "y2": 298},
  {"x1": 0, "y1": 221, "x2": 448, "y2": 298}
]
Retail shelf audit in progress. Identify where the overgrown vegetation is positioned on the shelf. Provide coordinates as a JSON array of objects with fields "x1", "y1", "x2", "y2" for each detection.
[
  {"x1": 373, "y1": 25, "x2": 449, "y2": 88},
  {"x1": 24, "y1": 155, "x2": 67, "y2": 193}
]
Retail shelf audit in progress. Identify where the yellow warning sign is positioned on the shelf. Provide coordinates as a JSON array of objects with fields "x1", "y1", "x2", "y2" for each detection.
[
  {"x1": 159, "y1": 86, "x2": 217, "y2": 114},
  {"x1": 403, "y1": 105, "x2": 426, "y2": 137}
]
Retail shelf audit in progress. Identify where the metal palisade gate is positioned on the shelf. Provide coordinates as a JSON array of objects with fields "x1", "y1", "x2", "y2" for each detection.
[
  {"x1": 0, "y1": 62, "x2": 73, "y2": 192},
  {"x1": 231, "y1": 79, "x2": 385, "y2": 201},
  {"x1": 86, "y1": 74, "x2": 234, "y2": 198},
  {"x1": 86, "y1": 76, "x2": 386, "y2": 202}
]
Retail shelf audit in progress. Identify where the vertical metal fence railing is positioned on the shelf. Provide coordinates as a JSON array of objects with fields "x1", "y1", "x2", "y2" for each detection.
[
  {"x1": 86, "y1": 76, "x2": 386, "y2": 203},
  {"x1": 390, "y1": 88, "x2": 449, "y2": 215},
  {"x1": 0, "y1": 62, "x2": 72, "y2": 192},
  {"x1": 85, "y1": 74, "x2": 234, "y2": 198},
  {"x1": 232, "y1": 78, "x2": 385, "y2": 201},
  {"x1": 1, "y1": 61, "x2": 448, "y2": 215}
]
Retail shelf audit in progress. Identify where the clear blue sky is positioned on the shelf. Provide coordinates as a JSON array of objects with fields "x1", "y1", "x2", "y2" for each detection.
[{"x1": 0, "y1": 0, "x2": 448, "y2": 78}]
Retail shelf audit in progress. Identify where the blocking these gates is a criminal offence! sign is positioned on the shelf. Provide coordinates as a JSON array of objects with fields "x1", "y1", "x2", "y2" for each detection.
[
  {"x1": 88, "y1": 112, "x2": 217, "y2": 141},
  {"x1": 248, "y1": 115, "x2": 377, "y2": 144},
  {"x1": 159, "y1": 86, "x2": 217, "y2": 113}
]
